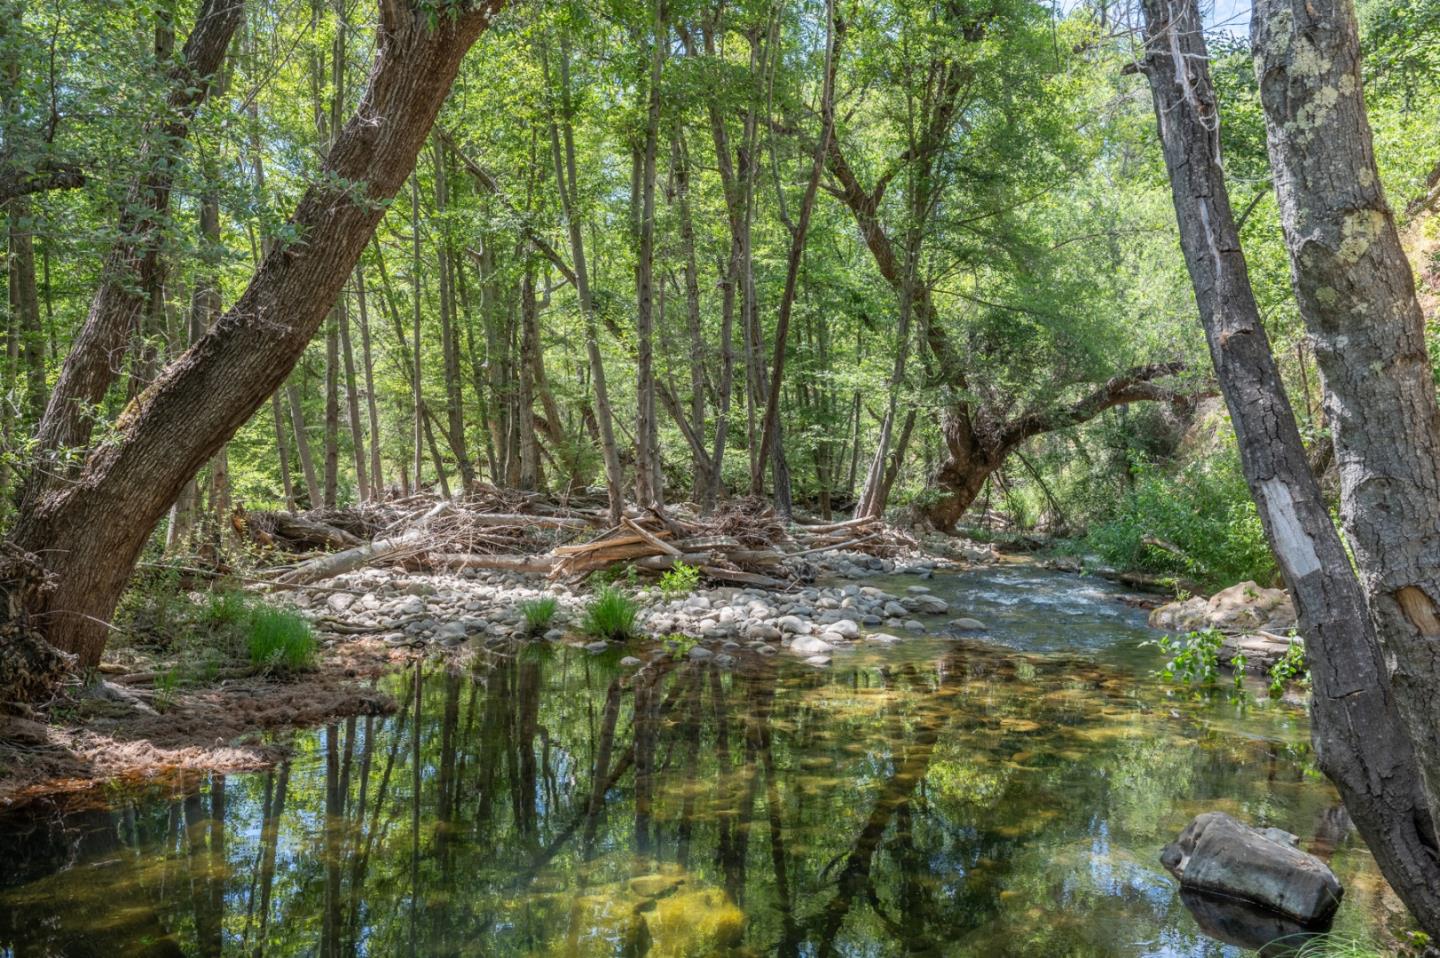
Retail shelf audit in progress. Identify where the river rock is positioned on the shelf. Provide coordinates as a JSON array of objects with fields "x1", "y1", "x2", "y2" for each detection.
[
  {"x1": 688, "y1": 645, "x2": 714, "y2": 662},
  {"x1": 1160, "y1": 811, "x2": 1343, "y2": 924},
  {"x1": 827, "y1": 619, "x2": 860, "y2": 639},
  {"x1": 1149, "y1": 582, "x2": 1297, "y2": 633},
  {"x1": 789, "y1": 635, "x2": 834, "y2": 656},
  {"x1": 327, "y1": 592, "x2": 355, "y2": 613},
  {"x1": 947, "y1": 617, "x2": 986, "y2": 632},
  {"x1": 903, "y1": 593, "x2": 949, "y2": 615},
  {"x1": 777, "y1": 615, "x2": 812, "y2": 635},
  {"x1": 585, "y1": 641, "x2": 610, "y2": 653}
]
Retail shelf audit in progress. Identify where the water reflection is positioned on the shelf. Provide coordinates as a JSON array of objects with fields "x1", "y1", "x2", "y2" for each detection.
[{"x1": 0, "y1": 634, "x2": 1400, "y2": 957}]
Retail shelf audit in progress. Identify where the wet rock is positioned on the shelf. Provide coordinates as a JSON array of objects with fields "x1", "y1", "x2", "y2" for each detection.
[
  {"x1": 882, "y1": 601, "x2": 909, "y2": 618},
  {"x1": 866, "y1": 632, "x2": 901, "y2": 644},
  {"x1": 436, "y1": 622, "x2": 467, "y2": 645},
  {"x1": 827, "y1": 619, "x2": 860, "y2": 639},
  {"x1": 904, "y1": 620, "x2": 925, "y2": 632},
  {"x1": 687, "y1": 646, "x2": 714, "y2": 662},
  {"x1": 904, "y1": 593, "x2": 949, "y2": 615},
  {"x1": 745, "y1": 624, "x2": 782, "y2": 641},
  {"x1": 803, "y1": 654, "x2": 832, "y2": 667},
  {"x1": 947, "y1": 617, "x2": 986, "y2": 632},
  {"x1": 713, "y1": 653, "x2": 736, "y2": 668},
  {"x1": 1161, "y1": 811, "x2": 1343, "y2": 924},
  {"x1": 620, "y1": 656, "x2": 643, "y2": 667},
  {"x1": 584, "y1": 641, "x2": 609, "y2": 654}
]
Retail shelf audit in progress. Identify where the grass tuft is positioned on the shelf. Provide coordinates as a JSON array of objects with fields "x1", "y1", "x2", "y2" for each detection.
[
  {"x1": 520, "y1": 596, "x2": 559, "y2": 634},
  {"x1": 581, "y1": 586, "x2": 639, "y2": 642},
  {"x1": 246, "y1": 607, "x2": 317, "y2": 673}
]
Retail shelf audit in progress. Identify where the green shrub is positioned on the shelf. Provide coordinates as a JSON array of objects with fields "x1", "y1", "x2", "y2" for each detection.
[
  {"x1": 658, "y1": 562, "x2": 701, "y2": 598},
  {"x1": 246, "y1": 607, "x2": 317, "y2": 673},
  {"x1": 581, "y1": 586, "x2": 639, "y2": 642},
  {"x1": 1086, "y1": 453, "x2": 1276, "y2": 592},
  {"x1": 1145, "y1": 628, "x2": 1245, "y2": 692},
  {"x1": 1268, "y1": 638, "x2": 1309, "y2": 698},
  {"x1": 520, "y1": 596, "x2": 559, "y2": 634}
]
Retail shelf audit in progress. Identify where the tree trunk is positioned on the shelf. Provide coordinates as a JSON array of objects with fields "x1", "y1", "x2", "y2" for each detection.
[
  {"x1": 340, "y1": 282, "x2": 370, "y2": 502},
  {"x1": 29, "y1": 0, "x2": 244, "y2": 474},
  {"x1": 354, "y1": 265, "x2": 383, "y2": 497},
  {"x1": 272, "y1": 391, "x2": 295, "y2": 510},
  {"x1": 633, "y1": 1, "x2": 666, "y2": 509},
  {"x1": 753, "y1": 0, "x2": 837, "y2": 514},
  {"x1": 549, "y1": 36, "x2": 624, "y2": 522},
  {"x1": 1253, "y1": 0, "x2": 1440, "y2": 848},
  {"x1": 1143, "y1": 0, "x2": 1440, "y2": 932},
  {"x1": 431, "y1": 138, "x2": 475, "y2": 492},
  {"x1": 287, "y1": 381, "x2": 322, "y2": 508},
  {"x1": 517, "y1": 261, "x2": 540, "y2": 491},
  {"x1": 7, "y1": 2, "x2": 509, "y2": 670}
]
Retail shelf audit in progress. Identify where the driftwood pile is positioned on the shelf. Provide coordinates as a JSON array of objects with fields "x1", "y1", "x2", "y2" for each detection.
[{"x1": 245, "y1": 490, "x2": 918, "y2": 589}]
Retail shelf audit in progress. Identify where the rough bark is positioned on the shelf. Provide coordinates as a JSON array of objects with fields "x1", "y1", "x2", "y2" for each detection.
[
  {"x1": 7, "y1": 1, "x2": 508, "y2": 669},
  {"x1": 1253, "y1": 0, "x2": 1440, "y2": 850},
  {"x1": 633, "y1": 1, "x2": 666, "y2": 509},
  {"x1": 548, "y1": 36, "x2": 624, "y2": 522},
  {"x1": 1142, "y1": 0, "x2": 1440, "y2": 933},
  {"x1": 30, "y1": 0, "x2": 245, "y2": 474},
  {"x1": 753, "y1": 0, "x2": 838, "y2": 514}
]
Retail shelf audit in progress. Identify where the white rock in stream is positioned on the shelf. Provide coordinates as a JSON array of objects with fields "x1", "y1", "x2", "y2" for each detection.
[{"x1": 789, "y1": 635, "x2": 834, "y2": 655}]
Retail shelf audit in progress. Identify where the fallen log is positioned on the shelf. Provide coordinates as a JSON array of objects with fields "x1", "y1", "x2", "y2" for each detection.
[
  {"x1": 277, "y1": 503, "x2": 450, "y2": 585},
  {"x1": 427, "y1": 553, "x2": 557, "y2": 574},
  {"x1": 700, "y1": 566, "x2": 789, "y2": 589}
]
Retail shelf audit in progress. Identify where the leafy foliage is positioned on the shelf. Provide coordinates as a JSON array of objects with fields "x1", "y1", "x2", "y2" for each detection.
[
  {"x1": 657, "y1": 562, "x2": 700, "y2": 598},
  {"x1": 1087, "y1": 454, "x2": 1277, "y2": 592}
]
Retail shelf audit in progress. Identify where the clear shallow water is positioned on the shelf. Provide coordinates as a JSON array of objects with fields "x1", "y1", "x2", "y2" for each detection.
[{"x1": 0, "y1": 567, "x2": 1404, "y2": 957}]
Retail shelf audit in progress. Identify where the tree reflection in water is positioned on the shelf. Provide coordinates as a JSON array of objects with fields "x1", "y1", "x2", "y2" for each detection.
[{"x1": 0, "y1": 639, "x2": 1401, "y2": 956}]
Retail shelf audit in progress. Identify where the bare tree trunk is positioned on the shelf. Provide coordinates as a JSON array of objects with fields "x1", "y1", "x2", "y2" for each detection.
[
  {"x1": 548, "y1": 36, "x2": 624, "y2": 522},
  {"x1": 8, "y1": 202, "x2": 44, "y2": 429},
  {"x1": 272, "y1": 391, "x2": 295, "y2": 510},
  {"x1": 287, "y1": 381, "x2": 321, "y2": 508},
  {"x1": 633, "y1": 1, "x2": 666, "y2": 509},
  {"x1": 409, "y1": 176, "x2": 425, "y2": 494},
  {"x1": 753, "y1": 0, "x2": 838, "y2": 515},
  {"x1": 7, "y1": 2, "x2": 508, "y2": 670},
  {"x1": 670, "y1": 131, "x2": 715, "y2": 504},
  {"x1": 1142, "y1": 0, "x2": 1440, "y2": 932},
  {"x1": 431, "y1": 138, "x2": 475, "y2": 492},
  {"x1": 354, "y1": 266, "x2": 383, "y2": 497},
  {"x1": 517, "y1": 261, "x2": 539, "y2": 491},
  {"x1": 1253, "y1": 0, "x2": 1440, "y2": 848},
  {"x1": 340, "y1": 284, "x2": 369, "y2": 501}
]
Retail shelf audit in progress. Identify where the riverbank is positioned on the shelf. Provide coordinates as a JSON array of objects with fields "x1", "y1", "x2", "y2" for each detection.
[{"x1": 0, "y1": 544, "x2": 983, "y2": 806}]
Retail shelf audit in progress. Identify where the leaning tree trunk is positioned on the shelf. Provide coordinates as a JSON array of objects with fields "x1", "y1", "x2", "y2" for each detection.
[
  {"x1": 1254, "y1": 0, "x2": 1440, "y2": 848},
  {"x1": 7, "y1": 1, "x2": 509, "y2": 672},
  {"x1": 1143, "y1": 0, "x2": 1440, "y2": 933}
]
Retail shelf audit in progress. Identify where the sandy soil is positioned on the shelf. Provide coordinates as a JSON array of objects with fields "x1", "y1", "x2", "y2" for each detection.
[{"x1": 0, "y1": 636, "x2": 407, "y2": 808}]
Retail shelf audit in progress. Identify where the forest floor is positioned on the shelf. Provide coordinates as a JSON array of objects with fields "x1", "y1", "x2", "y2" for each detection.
[{"x1": 0, "y1": 527, "x2": 988, "y2": 808}]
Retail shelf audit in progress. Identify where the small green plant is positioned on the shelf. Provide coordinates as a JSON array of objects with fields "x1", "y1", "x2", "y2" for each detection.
[
  {"x1": 1145, "y1": 629, "x2": 1245, "y2": 692},
  {"x1": 662, "y1": 632, "x2": 699, "y2": 659},
  {"x1": 581, "y1": 586, "x2": 639, "y2": 642},
  {"x1": 658, "y1": 562, "x2": 701, "y2": 598},
  {"x1": 1268, "y1": 638, "x2": 1309, "y2": 698},
  {"x1": 520, "y1": 596, "x2": 559, "y2": 634},
  {"x1": 154, "y1": 668, "x2": 181, "y2": 712},
  {"x1": 246, "y1": 607, "x2": 317, "y2": 674}
]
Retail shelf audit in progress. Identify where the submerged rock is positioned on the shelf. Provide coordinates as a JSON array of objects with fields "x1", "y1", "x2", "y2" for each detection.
[
  {"x1": 789, "y1": 635, "x2": 834, "y2": 656},
  {"x1": 1161, "y1": 811, "x2": 1343, "y2": 924}
]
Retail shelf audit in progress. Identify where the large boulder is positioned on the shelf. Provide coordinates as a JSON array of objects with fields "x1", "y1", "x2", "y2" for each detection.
[
  {"x1": 1148, "y1": 581, "x2": 1296, "y2": 634},
  {"x1": 1161, "y1": 812, "x2": 1343, "y2": 924}
]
